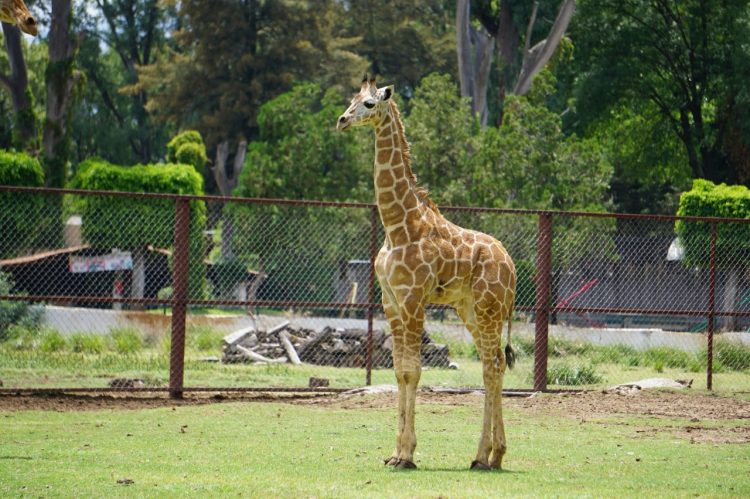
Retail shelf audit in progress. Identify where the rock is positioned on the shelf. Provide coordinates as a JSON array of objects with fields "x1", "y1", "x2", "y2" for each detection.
[
  {"x1": 449, "y1": 361, "x2": 460, "y2": 370},
  {"x1": 605, "y1": 378, "x2": 693, "y2": 395},
  {"x1": 309, "y1": 377, "x2": 330, "y2": 388},
  {"x1": 109, "y1": 378, "x2": 145, "y2": 389}
]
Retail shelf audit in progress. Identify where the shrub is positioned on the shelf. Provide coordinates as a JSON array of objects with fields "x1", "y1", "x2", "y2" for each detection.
[
  {"x1": 166, "y1": 130, "x2": 205, "y2": 162},
  {"x1": 8, "y1": 324, "x2": 40, "y2": 350},
  {"x1": 548, "y1": 336, "x2": 593, "y2": 357},
  {"x1": 0, "y1": 150, "x2": 45, "y2": 259},
  {"x1": 109, "y1": 327, "x2": 144, "y2": 354},
  {"x1": 547, "y1": 363, "x2": 603, "y2": 386},
  {"x1": 0, "y1": 272, "x2": 42, "y2": 341},
  {"x1": 40, "y1": 329, "x2": 66, "y2": 353},
  {"x1": 189, "y1": 324, "x2": 222, "y2": 352},
  {"x1": 643, "y1": 346, "x2": 694, "y2": 370},
  {"x1": 590, "y1": 344, "x2": 640, "y2": 366},
  {"x1": 713, "y1": 339, "x2": 750, "y2": 371},
  {"x1": 69, "y1": 334, "x2": 105, "y2": 354}
]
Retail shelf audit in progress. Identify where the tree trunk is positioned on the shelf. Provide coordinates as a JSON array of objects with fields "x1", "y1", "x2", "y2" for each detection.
[
  {"x1": 0, "y1": 23, "x2": 35, "y2": 148},
  {"x1": 514, "y1": 0, "x2": 576, "y2": 96},
  {"x1": 43, "y1": 0, "x2": 80, "y2": 188},
  {"x1": 456, "y1": 0, "x2": 494, "y2": 127},
  {"x1": 212, "y1": 140, "x2": 247, "y2": 260}
]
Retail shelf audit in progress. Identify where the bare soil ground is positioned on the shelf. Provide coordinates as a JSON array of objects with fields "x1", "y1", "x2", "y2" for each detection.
[{"x1": 1, "y1": 388, "x2": 748, "y2": 443}]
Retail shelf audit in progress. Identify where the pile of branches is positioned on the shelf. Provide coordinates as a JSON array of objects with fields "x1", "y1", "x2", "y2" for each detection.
[{"x1": 222, "y1": 321, "x2": 450, "y2": 368}]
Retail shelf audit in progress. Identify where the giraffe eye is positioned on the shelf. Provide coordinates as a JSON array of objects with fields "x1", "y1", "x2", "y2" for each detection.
[{"x1": 363, "y1": 101, "x2": 376, "y2": 109}]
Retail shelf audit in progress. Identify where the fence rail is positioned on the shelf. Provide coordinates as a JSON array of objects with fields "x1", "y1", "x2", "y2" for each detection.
[{"x1": 1, "y1": 186, "x2": 749, "y2": 396}]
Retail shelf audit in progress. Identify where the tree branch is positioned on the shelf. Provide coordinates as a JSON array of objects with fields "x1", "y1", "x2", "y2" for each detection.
[{"x1": 514, "y1": 0, "x2": 576, "y2": 96}]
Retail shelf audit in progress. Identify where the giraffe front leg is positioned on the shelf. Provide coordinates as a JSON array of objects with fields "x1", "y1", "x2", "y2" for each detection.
[
  {"x1": 392, "y1": 294, "x2": 424, "y2": 470},
  {"x1": 381, "y1": 288, "x2": 404, "y2": 467}
]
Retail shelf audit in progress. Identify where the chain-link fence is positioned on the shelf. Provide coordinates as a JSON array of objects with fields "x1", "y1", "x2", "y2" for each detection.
[{"x1": 1, "y1": 186, "x2": 749, "y2": 395}]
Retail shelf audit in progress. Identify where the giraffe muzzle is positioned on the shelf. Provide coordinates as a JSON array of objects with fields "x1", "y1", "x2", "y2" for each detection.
[{"x1": 336, "y1": 115, "x2": 351, "y2": 131}]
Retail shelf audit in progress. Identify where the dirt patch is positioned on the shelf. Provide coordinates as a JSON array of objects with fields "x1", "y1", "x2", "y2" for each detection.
[
  {"x1": 0, "y1": 392, "x2": 331, "y2": 412},
  {"x1": 1, "y1": 389, "x2": 749, "y2": 423},
  {"x1": 515, "y1": 390, "x2": 750, "y2": 421}
]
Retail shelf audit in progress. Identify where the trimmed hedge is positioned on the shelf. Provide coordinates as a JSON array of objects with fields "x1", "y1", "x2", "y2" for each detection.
[
  {"x1": 166, "y1": 131, "x2": 207, "y2": 173},
  {"x1": 71, "y1": 158, "x2": 207, "y2": 298},
  {"x1": 676, "y1": 179, "x2": 750, "y2": 267},
  {"x1": 0, "y1": 150, "x2": 45, "y2": 258}
]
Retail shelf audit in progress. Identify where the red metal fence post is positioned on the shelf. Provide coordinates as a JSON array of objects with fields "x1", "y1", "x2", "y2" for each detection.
[
  {"x1": 169, "y1": 199, "x2": 190, "y2": 399},
  {"x1": 534, "y1": 213, "x2": 553, "y2": 392},
  {"x1": 366, "y1": 205, "x2": 379, "y2": 386},
  {"x1": 707, "y1": 222, "x2": 717, "y2": 391}
]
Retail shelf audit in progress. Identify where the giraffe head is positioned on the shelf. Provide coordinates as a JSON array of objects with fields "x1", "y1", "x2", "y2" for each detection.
[
  {"x1": 337, "y1": 75, "x2": 394, "y2": 131},
  {"x1": 0, "y1": 0, "x2": 37, "y2": 36}
]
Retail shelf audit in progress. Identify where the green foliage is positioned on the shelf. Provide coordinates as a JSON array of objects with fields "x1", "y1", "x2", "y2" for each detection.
[
  {"x1": 712, "y1": 339, "x2": 750, "y2": 372},
  {"x1": 70, "y1": 158, "x2": 207, "y2": 298},
  {"x1": 40, "y1": 329, "x2": 67, "y2": 353},
  {"x1": 236, "y1": 83, "x2": 371, "y2": 202},
  {"x1": 166, "y1": 131, "x2": 207, "y2": 173},
  {"x1": 139, "y1": 0, "x2": 368, "y2": 149},
  {"x1": 0, "y1": 272, "x2": 41, "y2": 341},
  {"x1": 0, "y1": 150, "x2": 45, "y2": 258},
  {"x1": 404, "y1": 73, "x2": 477, "y2": 203},
  {"x1": 188, "y1": 324, "x2": 222, "y2": 352},
  {"x1": 676, "y1": 180, "x2": 750, "y2": 268},
  {"x1": 547, "y1": 363, "x2": 603, "y2": 386},
  {"x1": 232, "y1": 84, "x2": 372, "y2": 303},
  {"x1": 109, "y1": 327, "x2": 144, "y2": 355},
  {"x1": 571, "y1": 0, "x2": 750, "y2": 183},
  {"x1": 69, "y1": 334, "x2": 106, "y2": 354}
]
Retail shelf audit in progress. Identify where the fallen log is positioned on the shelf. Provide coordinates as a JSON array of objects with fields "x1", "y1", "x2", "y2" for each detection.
[
  {"x1": 279, "y1": 330, "x2": 302, "y2": 365},
  {"x1": 234, "y1": 344, "x2": 287, "y2": 364}
]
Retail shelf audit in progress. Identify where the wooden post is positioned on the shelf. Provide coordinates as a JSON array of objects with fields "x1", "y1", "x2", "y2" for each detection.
[
  {"x1": 169, "y1": 199, "x2": 190, "y2": 399},
  {"x1": 534, "y1": 213, "x2": 553, "y2": 392},
  {"x1": 707, "y1": 222, "x2": 717, "y2": 391}
]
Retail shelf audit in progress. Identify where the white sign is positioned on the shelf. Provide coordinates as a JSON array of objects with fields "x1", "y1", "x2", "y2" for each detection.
[{"x1": 69, "y1": 252, "x2": 133, "y2": 273}]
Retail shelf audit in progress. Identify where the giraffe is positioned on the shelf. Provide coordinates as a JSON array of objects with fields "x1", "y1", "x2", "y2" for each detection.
[
  {"x1": 0, "y1": 0, "x2": 37, "y2": 36},
  {"x1": 337, "y1": 75, "x2": 516, "y2": 470}
]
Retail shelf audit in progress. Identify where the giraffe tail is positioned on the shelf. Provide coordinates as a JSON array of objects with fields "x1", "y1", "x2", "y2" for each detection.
[{"x1": 504, "y1": 303, "x2": 515, "y2": 370}]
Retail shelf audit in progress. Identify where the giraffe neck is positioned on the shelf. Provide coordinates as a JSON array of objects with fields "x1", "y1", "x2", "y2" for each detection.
[{"x1": 373, "y1": 101, "x2": 435, "y2": 247}]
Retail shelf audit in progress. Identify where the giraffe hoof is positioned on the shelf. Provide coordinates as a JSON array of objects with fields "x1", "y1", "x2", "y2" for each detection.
[
  {"x1": 384, "y1": 457, "x2": 399, "y2": 466},
  {"x1": 394, "y1": 459, "x2": 417, "y2": 470},
  {"x1": 470, "y1": 460, "x2": 492, "y2": 471}
]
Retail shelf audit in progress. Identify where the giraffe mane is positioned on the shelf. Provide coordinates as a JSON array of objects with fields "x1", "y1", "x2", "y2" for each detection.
[{"x1": 388, "y1": 100, "x2": 441, "y2": 215}]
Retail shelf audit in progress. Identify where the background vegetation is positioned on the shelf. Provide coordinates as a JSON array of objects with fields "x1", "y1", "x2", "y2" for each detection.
[{"x1": 0, "y1": 1, "x2": 747, "y2": 215}]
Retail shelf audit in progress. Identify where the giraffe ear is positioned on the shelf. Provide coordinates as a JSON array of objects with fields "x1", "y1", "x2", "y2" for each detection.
[{"x1": 382, "y1": 85, "x2": 394, "y2": 101}]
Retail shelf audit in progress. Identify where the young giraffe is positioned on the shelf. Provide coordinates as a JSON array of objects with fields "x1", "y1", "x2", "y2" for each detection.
[
  {"x1": 0, "y1": 0, "x2": 37, "y2": 36},
  {"x1": 337, "y1": 76, "x2": 516, "y2": 470}
]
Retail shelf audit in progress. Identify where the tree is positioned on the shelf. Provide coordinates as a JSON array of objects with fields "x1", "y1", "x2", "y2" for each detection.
[
  {"x1": 676, "y1": 180, "x2": 750, "y2": 331},
  {"x1": 230, "y1": 83, "x2": 372, "y2": 303},
  {"x1": 0, "y1": 24, "x2": 35, "y2": 148},
  {"x1": 43, "y1": 0, "x2": 82, "y2": 188},
  {"x1": 138, "y1": 0, "x2": 366, "y2": 155},
  {"x1": 456, "y1": 0, "x2": 575, "y2": 126},
  {"x1": 74, "y1": 0, "x2": 171, "y2": 164},
  {"x1": 571, "y1": 0, "x2": 750, "y2": 184},
  {"x1": 340, "y1": 0, "x2": 457, "y2": 99}
]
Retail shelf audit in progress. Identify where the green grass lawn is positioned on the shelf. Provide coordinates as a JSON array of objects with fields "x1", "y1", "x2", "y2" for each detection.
[{"x1": 0, "y1": 394, "x2": 748, "y2": 497}]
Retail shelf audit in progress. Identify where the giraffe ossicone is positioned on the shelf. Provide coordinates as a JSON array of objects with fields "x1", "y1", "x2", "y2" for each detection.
[
  {"x1": 338, "y1": 76, "x2": 517, "y2": 470},
  {"x1": 0, "y1": 0, "x2": 38, "y2": 36}
]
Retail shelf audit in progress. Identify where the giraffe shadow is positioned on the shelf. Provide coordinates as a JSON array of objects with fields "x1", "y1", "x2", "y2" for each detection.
[{"x1": 400, "y1": 466, "x2": 525, "y2": 475}]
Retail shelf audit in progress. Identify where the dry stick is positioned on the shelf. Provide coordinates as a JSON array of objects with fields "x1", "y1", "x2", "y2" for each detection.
[
  {"x1": 279, "y1": 331, "x2": 302, "y2": 365},
  {"x1": 234, "y1": 344, "x2": 286, "y2": 364}
]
